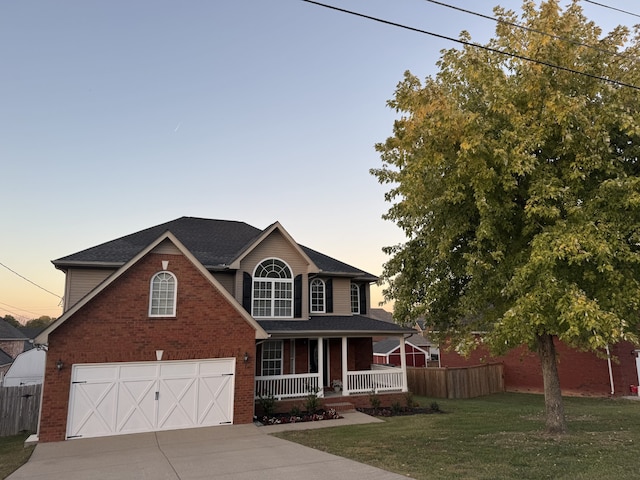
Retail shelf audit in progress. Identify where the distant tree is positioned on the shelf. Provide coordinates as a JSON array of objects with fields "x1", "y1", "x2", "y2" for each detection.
[
  {"x1": 2, "y1": 315, "x2": 21, "y2": 328},
  {"x1": 372, "y1": 0, "x2": 640, "y2": 434},
  {"x1": 25, "y1": 316, "x2": 55, "y2": 330}
]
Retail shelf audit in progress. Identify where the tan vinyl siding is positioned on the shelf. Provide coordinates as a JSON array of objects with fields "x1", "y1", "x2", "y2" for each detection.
[
  {"x1": 150, "y1": 240, "x2": 181, "y2": 255},
  {"x1": 64, "y1": 268, "x2": 115, "y2": 310},
  {"x1": 331, "y1": 277, "x2": 352, "y2": 315},
  {"x1": 212, "y1": 272, "x2": 235, "y2": 297},
  {"x1": 235, "y1": 230, "x2": 312, "y2": 316}
]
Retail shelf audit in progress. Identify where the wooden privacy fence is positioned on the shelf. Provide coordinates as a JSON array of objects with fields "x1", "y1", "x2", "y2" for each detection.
[
  {"x1": 0, "y1": 385, "x2": 41, "y2": 436},
  {"x1": 407, "y1": 363, "x2": 504, "y2": 399}
]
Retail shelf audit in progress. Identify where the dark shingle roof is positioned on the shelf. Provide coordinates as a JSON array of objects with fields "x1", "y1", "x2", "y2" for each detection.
[
  {"x1": 53, "y1": 217, "x2": 376, "y2": 279},
  {"x1": 0, "y1": 320, "x2": 27, "y2": 341},
  {"x1": 0, "y1": 349, "x2": 12, "y2": 366},
  {"x1": 258, "y1": 315, "x2": 415, "y2": 337}
]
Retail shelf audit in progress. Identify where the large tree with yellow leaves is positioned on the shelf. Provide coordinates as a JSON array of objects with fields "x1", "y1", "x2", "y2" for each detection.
[{"x1": 372, "y1": 0, "x2": 640, "y2": 433}]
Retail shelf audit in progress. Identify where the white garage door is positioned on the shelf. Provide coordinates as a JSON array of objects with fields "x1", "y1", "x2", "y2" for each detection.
[{"x1": 66, "y1": 359, "x2": 235, "y2": 439}]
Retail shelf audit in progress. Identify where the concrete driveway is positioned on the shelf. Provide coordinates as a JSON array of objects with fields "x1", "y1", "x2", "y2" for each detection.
[{"x1": 8, "y1": 412, "x2": 407, "y2": 480}]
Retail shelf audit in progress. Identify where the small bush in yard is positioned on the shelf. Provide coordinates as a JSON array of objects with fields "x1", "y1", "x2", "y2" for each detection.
[
  {"x1": 369, "y1": 391, "x2": 381, "y2": 410},
  {"x1": 258, "y1": 394, "x2": 276, "y2": 417},
  {"x1": 405, "y1": 391, "x2": 415, "y2": 408},
  {"x1": 305, "y1": 387, "x2": 320, "y2": 413},
  {"x1": 430, "y1": 402, "x2": 441, "y2": 412}
]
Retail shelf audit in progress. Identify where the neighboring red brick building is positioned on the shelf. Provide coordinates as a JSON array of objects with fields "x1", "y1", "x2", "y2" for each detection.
[{"x1": 440, "y1": 337, "x2": 640, "y2": 397}]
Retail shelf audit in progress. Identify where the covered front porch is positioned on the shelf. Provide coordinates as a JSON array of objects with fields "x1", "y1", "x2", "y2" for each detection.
[{"x1": 253, "y1": 334, "x2": 410, "y2": 401}]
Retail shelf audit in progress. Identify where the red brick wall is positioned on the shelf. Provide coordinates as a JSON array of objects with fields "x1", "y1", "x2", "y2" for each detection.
[
  {"x1": 39, "y1": 252, "x2": 257, "y2": 442},
  {"x1": 440, "y1": 337, "x2": 639, "y2": 397}
]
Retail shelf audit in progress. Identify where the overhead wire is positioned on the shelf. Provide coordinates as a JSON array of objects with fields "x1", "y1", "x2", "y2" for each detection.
[
  {"x1": 582, "y1": 0, "x2": 640, "y2": 19},
  {"x1": 0, "y1": 262, "x2": 62, "y2": 300},
  {"x1": 301, "y1": 0, "x2": 640, "y2": 91},
  {"x1": 424, "y1": 0, "x2": 635, "y2": 60}
]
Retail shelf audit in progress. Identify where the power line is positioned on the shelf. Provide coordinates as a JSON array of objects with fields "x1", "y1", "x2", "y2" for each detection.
[
  {"x1": 0, "y1": 262, "x2": 62, "y2": 300},
  {"x1": 424, "y1": 0, "x2": 634, "y2": 60},
  {"x1": 0, "y1": 301, "x2": 56, "y2": 319},
  {"x1": 301, "y1": 0, "x2": 640, "y2": 91},
  {"x1": 582, "y1": 0, "x2": 640, "y2": 19}
]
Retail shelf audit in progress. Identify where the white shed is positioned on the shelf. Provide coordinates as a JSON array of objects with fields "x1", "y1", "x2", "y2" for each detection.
[{"x1": 4, "y1": 348, "x2": 46, "y2": 387}]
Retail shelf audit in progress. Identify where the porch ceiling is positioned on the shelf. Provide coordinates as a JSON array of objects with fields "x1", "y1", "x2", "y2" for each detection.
[{"x1": 257, "y1": 315, "x2": 416, "y2": 338}]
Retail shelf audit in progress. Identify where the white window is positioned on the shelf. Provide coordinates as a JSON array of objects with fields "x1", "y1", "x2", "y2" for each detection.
[
  {"x1": 261, "y1": 340, "x2": 283, "y2": 376},
  {"x1": 350, "y1": 283, "x2": 360, "y2": 314},
  {"x1": 252, "y1": 258, "x2": 293, "y2": 318},
  {"x1": 149, "y1": 271, "x2": 177, "y2": 317},
  {"x1": 310, "y1": 278, "x2": 325, "y2": 313}
]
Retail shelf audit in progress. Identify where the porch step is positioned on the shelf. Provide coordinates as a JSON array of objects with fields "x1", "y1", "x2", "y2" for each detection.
[{"x1": 324, "y1": 402, "x2": 356, "y2": 413}]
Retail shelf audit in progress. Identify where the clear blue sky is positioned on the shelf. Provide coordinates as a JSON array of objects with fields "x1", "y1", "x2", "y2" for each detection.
[{"x1": 1, "y1": 0, "x2": 637, "y2": 321}]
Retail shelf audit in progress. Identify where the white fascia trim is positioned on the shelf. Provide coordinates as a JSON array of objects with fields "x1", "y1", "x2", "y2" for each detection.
[{"x1": 228, "y1": 221, "x2": 319, "y2": 271}]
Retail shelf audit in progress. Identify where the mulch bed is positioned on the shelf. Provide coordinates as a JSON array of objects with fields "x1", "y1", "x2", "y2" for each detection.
[
  {"x1": 256, "y1": 408, "x2": 342, "y2": 426},
  {"x1": 356, "y1": 405, "x2": 443, "y2": 417}
]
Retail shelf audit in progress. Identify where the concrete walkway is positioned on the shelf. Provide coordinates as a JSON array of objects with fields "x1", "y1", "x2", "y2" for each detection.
[{"x1": 8, "y1": 412, "x2": 406, "y2": 480}]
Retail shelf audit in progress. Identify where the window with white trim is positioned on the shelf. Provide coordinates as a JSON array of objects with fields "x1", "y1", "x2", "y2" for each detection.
[
  {"x1": 261, "y1": 340, "x2": 283, "y2": 376},
  {"x1": 149, "y1": 271, "x2": 177, "y2": 317},
  {"x1": 310, "y1": 278, "x2": 325, "y2": 313},
  {"x1": 252, "y1": 258, "x2": 293, "y2": 318},
  {"x1": 350, "y1": 283, "x2": 360, "y2": 314}
]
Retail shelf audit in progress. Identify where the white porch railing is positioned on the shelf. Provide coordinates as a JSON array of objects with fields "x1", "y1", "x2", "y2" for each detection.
[
  {"x1": 346, "y1": 367, "x2": 404, "y2": 394},
  {"x1": 255, "y1": 373, "x2": 322, "y2": 400}
]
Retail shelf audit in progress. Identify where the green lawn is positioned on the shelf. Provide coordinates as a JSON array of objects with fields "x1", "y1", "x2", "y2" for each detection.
[
  {"x1": 0, "y1": 433, "x2": 34, "y2": 480},
  {"x1": 275, "y1": 393, "x2": 640, "y2": 480}
]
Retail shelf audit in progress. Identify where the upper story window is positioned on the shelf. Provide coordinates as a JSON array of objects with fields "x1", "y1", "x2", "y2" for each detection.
[
  {"x1": 149, "y1": 271, "x2": 177, "y2": 317},
  {"x1": 252, "y1": 258, "x2": 293, "y2": 318},
  {"x1": 310, "y1": 278, "x2": 325, "y2": 313},
  {"x1": 350, "y1": 283, "x2": 360, "y2": 314}
]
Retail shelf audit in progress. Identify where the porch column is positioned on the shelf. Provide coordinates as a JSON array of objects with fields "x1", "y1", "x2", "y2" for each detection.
[
  {"x1": 342, "y1": 336, "x2": 349, "y2": 396},
  {"x1": 317, "y1": 337, "x2": 325, "y2": 397},
  {"x1": 399, "y1": 335, "x2": 409, "y2": 392}
]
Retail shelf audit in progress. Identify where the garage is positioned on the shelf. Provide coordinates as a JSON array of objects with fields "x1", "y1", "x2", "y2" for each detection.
[{"x1": 66, "y1": 358, "x2": 235, "y2": 439}]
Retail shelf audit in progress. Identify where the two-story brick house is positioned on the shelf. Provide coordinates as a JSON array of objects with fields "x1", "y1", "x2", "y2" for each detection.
[{"x1": 35, "y1": 217, "x2": 414, "y2": 442}]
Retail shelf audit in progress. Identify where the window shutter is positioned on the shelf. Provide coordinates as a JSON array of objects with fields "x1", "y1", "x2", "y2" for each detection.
[
  {"x1": 294, "y1": 274, "x2": 302, "y2": 318},
  {"x1": 359, "y1": 284, "x2": 367, "y2": 315},
  {"x1": 242, "y1": 272, "x2": 252, "y2": 313},
  {"x1": 325, "y1": 279, "x2": 333, "y2": 313}
]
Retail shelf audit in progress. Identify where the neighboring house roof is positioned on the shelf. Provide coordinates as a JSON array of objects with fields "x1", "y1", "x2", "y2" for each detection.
[
  {"x1": 258, "y1": 315, "x2": 415, "y2": 338},
  {"x1": 373, "y1": 338, "x2": 429, "y2": 355},
  {"x1": 0, "y1": 348, "x2": 13, "y2": 367},
  {"x1": 369, "y1": 308, "x2": 434, "y2": 347},
  {"x1": 52, "y1": 217, "x2": 377, "y2": 281},
  {"x1": 37, "y1": 231, "x2": 269, "y2": 344},
  {"x1": 0, "y1": 320, "x2": 27, "y2": 341}
]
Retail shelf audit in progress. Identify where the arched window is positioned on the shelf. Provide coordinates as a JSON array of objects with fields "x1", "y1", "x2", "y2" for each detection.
[
  {"x1": 350, "y1": 283, "x2": 360, "y2": 314},
  {"x1": 149, "y1": 271, "x2": 177, "y2": 317},
  {"x1": 310, "y1": 278, "x2": 325, "y2": 313},
  {"x1": 252, "y1": 258, "x2": 293, "y2": 318}
]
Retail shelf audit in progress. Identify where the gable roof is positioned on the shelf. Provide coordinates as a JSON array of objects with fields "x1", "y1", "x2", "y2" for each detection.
[
  {"x1": 0, "y1": 348, "x2": 13, "y2": 366},
  {"x1": 373, "y1": 338, "x2": 430, "y2": 355},
  {"x1": 37, "y1": 231, "x2": 269, "y2": 344},
  {"x1": 0, "y1": 320, "x2": 27, "y2": 341},
  {"x1": 53, "y1": 217, "x2": 377, "y2": 281},
  {"x1": 228, "y1": 221, "x2": 317, "y2": 271}
]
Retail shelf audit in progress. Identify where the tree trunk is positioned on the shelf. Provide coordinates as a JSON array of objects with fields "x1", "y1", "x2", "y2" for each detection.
[{"x1": 535, "y1": 333, "x2": 567, "y2": 434}]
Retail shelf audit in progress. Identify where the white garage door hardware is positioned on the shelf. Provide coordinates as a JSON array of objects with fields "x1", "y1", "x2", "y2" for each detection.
[{"x1": 66, "y1": 359, "x2": 235, "y2": 439}]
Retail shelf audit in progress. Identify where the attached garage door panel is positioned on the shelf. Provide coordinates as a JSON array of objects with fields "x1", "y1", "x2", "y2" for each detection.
[{"x1": 67, "y1": 359, "x2": 235, "y2": 439}]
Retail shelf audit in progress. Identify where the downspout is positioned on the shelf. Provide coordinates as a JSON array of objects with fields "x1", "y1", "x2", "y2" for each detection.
[{"x1": 606, "y1": 345, "x2": 615, "y2": 396}]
